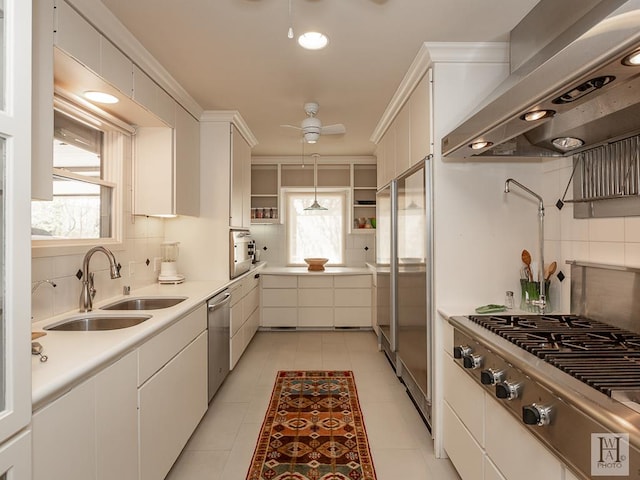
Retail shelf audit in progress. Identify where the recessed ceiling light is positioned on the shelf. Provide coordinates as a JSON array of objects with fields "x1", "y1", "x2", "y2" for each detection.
[
  {"x1": 622, "y1": 49, "x2": 640, "y2": 66},
  {"x1": 84, "y1": 91, "x2": 119, "y2": 104},
  {"x1": 298, "y1": 32, "x2": 329, "y2": 50},
  {"x1": 469, "y1": 141, "x2": 493, "y2": 150},
  {"x1": 552, "y1": 137, "x2": 584, "y2": 151},
  {"x1": 521, "y1": 109, "x2": 555, "y2": 122}
]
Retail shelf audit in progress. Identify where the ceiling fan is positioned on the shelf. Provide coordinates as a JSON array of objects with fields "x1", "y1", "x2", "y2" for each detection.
[{"x1": 281, "y1": 102, "x2": 346, "y2": 144}]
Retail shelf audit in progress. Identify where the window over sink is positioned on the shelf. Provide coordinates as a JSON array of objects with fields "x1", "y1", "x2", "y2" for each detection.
[{"x1": 31, "y1": 96, "x2": 128, "y2": 247}]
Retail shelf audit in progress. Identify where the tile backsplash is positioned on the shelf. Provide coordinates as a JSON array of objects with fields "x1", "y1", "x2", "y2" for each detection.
[
  {"x1": 250, "y1": 224, "x2": 376, "y2": 267},
  {"x1": 31, "y1": 215, "x2": 165, "y2": 323}
]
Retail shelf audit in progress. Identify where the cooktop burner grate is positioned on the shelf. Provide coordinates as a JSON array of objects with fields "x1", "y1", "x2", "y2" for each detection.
[{"x1": 468, "y1": 314, "x2": 640, "y2": 396}]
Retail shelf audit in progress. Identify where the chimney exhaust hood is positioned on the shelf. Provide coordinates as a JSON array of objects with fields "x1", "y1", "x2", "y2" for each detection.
[{"x1": 442, "y1": 0, "x2": 640, "y2": 158}]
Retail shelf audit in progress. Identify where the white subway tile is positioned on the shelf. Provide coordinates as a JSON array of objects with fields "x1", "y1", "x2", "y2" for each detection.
[{"x1": 588, "y1": 218, "x2": 624, "y2": 242}]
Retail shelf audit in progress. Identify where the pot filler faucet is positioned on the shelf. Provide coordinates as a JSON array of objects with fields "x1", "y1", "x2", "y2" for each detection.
[
  {"x1": 504, "y1": 178, "x2": 546, "y2": 313},
  {"x1": 79, "y1": 246, "x2": 121, "y2": 312}
]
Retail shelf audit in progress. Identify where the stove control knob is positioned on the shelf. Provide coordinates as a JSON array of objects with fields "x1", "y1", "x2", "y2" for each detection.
[
  {"x1": 463, "y1": 354, "x2": 483, "y2": 369},
  {"x1": 480, "y1": 368, "x2": 505, "y2": 385},
  {"x1": 453, "y1": 345, "x2": 472, "y2": 359},
  {"x1": 495, "y1": 381, "x2": 521, "y2": 400},
  {"x1": 522, "y1": 404, "x2": 553, "y2": 426}
]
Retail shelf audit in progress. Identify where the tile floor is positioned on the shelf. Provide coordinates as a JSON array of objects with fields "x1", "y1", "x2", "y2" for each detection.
[{"x1": 166, "y1": 330, "x2": 460, "y2": 480}]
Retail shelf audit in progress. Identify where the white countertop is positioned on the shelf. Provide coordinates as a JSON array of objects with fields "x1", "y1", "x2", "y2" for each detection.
[
  {"x1": 30, "y1": 266, "x2": 265, "y2": 410},
  {"x1": 261, "y1": 266, "x2": 371, "y2": 275}
]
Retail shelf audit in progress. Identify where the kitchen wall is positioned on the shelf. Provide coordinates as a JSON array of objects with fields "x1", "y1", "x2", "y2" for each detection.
[
  {"x1": 31, "y1": 144, "x2": 165, "y2": 322},
  {"x1": 250, "y1": 224, "x2": 376, "y2": 267},
  {"x1": 543, "y1": 156, "x2": 640, "y2": 313}
]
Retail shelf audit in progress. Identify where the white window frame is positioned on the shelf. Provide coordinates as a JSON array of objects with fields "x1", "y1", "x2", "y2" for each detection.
[
  {"x1": 283, "y1": 187, "x2": 349, "y2": 266},
  {"x1": 31, "y1": 94, "x2": 132, "y2": 257}
]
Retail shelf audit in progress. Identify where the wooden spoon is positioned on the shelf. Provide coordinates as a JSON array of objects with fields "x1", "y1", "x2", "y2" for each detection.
[
  {"x1": 521, "y1": 249, "x2": 533, "y2": 281},
  {"x1": 544, "y1": 261, "x2": 557, "y2": 281}
]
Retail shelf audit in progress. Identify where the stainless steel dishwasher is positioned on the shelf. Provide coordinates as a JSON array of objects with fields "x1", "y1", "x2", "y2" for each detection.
[{"x1": 207, "y1": 289, "x2": 231, "y2": 401}]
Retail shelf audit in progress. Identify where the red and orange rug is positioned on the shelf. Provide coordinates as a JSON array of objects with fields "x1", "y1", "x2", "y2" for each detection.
[{"x1": 246, "y1": 371, "x2": 377, "y2": 480}]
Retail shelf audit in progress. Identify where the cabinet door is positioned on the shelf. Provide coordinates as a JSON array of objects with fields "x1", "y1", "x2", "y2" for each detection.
[
  {"x1": 33, "y1": 380, "x2": 96, "y2": 480},
  {"x1": 134, "y1": 126, "x2": 174, "y2": 215},
  {"x1": 410, "y1": 69, "x2": 432, "y2": 163},
  {"x1": 95, "y1": 352, "x2": 138, "y2": 480},
  {"x1": 175, "y1": 104, "x2": 200, "y2": 216},
  {"x1": 395, "y1": 101, "x2": 411, "y2": 177},
  {"x1": 139, "y1": 332, "x2": 208, "y2": 480},
  {"x1": 54, "y1": 0, "x2": 100, "y2": 73},
  {"x1": 99, "y1": 37, "x2": 133, "y2": 97},
  {"x1": 230, "y1": 126, "x2": 252, "y2": 227}
]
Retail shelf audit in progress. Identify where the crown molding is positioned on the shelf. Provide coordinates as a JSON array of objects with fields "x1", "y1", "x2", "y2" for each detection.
[
  {"x1": 369, "y1": 42, "x2": 509, "y2": 144},
  {"x1": 200, "y1": 110, "x2": 259, "y2": 148},
  {"x1": 65, "y1": 0, "x2": 203, "y2": 119}
]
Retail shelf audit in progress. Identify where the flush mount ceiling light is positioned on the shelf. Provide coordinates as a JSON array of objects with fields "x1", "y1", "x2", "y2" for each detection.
[
  {"x1": 83, "y1": 91, "x2": 119, "y2": 104},
  {"x1": 298, "y1": 32, "x2": 329, "y2": 50},
  {"x1": 552, "y1": 136, "x2": 584, "y2": 151},
  {"x1": 469, "y1": 140, "x2": 493, "y2": 150},
  {"x1": 521, "y1": 109, "x2": 556, "y2": 122},
  {"x1": 623, "y1": 49, "x2": 640, "y2": 66}
]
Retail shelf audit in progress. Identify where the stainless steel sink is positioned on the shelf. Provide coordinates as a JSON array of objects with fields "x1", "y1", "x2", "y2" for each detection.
[
  {"x1": 100, "y1": 296, "x2": 187, "y2": 311},
  {"x1": 45, "y1": 314, "x2": 152, "y2": 331}
]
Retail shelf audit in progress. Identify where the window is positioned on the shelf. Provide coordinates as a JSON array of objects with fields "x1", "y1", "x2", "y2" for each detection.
[
  {"x1": 285, "y1": 190, "x2": 347, "y2": 265},
  {"x1": 31, "y1": 100, "x2": 126, "y2": 244}
]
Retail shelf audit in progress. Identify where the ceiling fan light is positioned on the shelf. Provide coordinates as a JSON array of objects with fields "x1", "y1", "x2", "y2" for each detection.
[
  {"x1": 304, "y1": 131, "x2": 320, "y2": 143},
  {"x1": 298, "y1": 32, "x2": 329, "y2": 50}
]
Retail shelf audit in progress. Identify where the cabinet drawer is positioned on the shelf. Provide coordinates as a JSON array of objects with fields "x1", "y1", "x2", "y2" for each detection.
[
  {"x1": 298, "y1": 288, "x2": 333, "y2": 307},
  {"x1": 298, "y1": 307, "x2": 333, "y2": 327},
  {"x1": 334, "y1": 288, "x2": 371, "y2": 307},
  {"x1": 443, "y1": 402, "x2": 484, "y2": 480},
  {"x1": 138, "y1": 304, "x2": 207, "y2": 385},
  {"x1": 243, "y1": 285, "x2": 260, "y2": 320},
  {"x1": 229, "y1": 281, "x2": 243, "y2": 307},
  {"x1": 443, "y1": 357, "x2": 484, "y2": 443},
  {"x1": 230, "y1": 301, "x2": 242, "y2": 337},
  {"x1": 230, "y1": 327, "x2": 244, "y2": 369},
  {"x1": 262, "y1": 275, "x2": 297, "y2": 288},
  {"x1": 243, "y1": 272, "x2": 261, "y2": 295},
  {"x1": 262, "y1": 308, "x2": 297, "y2": 327},
  {"x1": 334, "y1": 275, "x2": 371, "y2": 288},
  {"x1": 262, "y1": 288, "x2": 297, "y2": 307},
  {"x1": 334, "y1": 307, "x2": 371, "y2": 327},
  {"x1": 298, "y1": 276, "x2": 333, "y2": 289}
]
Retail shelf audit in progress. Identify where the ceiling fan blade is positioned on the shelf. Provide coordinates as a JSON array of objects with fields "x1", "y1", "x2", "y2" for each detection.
[
  {"x1": 321, "y1": 123, "x2": 346, "y2": 135},
  {"x1": 280, "y1": 124, "x2": 302, "y2": 130}
]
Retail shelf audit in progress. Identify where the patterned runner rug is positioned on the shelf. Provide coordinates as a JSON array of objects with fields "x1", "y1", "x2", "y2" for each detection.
[{"x1": 246, "y1": 370, "x2": 377, "y2": 480}]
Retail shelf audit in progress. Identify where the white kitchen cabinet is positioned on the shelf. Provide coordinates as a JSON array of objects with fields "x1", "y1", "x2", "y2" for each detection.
[
  {"x1": 231, "y1": 124, "x2": 252, "y2": 228},
  {"x1": 409, "y1": 70, "x2": 433, "y2": 164},
  {"x1": 442, "y1": 402, "x2": 484, "y2": 480},
  {"x1": 261, "y1": 274, "x2": 372, "y2": 328},
  {"x1": 138, "y1": 331, "x2": 208, "y2": 480},
  {"x1": 100, "y1": 37, "x2": 133, "y2": 97},
  {"x1": 134, "y1": 103, "x2": 200, "y2": 216},
  {"x1": 54, "y1": 0, "x2": 101, "y2": 74},
  {"x1": 0, "y1": 431, "x2": 31, "y2": 480},
  {"x1": 394, "y1": 101, "x2": 411, "y2": 177},
  {"x1": 33, "y1": 351, "x2": 138, "y2": 480},
  {"x1": 230, "y1": 271, "x2": 261, "y2": 369}
]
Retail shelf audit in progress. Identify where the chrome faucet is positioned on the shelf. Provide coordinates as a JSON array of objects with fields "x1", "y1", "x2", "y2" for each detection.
[
  {"x1": 504, "y1": 178, "x2": 546, "y2": 313},
  {"x1": 79, "y1": 246, "x2": 121, "y2": 312}
]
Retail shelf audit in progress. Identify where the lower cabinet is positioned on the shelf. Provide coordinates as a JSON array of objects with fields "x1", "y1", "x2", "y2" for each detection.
[
  {"x1": 230, "y1": 272, "x2": 261, "y2": 369},
  {"x1": 261, "y1": 274, "x2": 372, "y2": 328},
  {"x1": 138, "y1": 331, "x2": 208, "y2": 480},
  {"x1": 33, "y1": 351, "x2": 138, "y2": 480},
  {"x1": 33, "y1": 303, "x2": 208, "y2": 480}
]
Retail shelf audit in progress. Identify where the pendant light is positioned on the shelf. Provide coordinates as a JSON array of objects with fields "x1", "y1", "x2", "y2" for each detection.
[{"x1": 305, "y1": 154, "x2": 327, "y2": 211}]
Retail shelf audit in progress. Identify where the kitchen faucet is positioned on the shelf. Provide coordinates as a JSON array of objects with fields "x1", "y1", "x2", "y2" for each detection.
[
  {"x1": 79, "y1": 246, "x2": 121, "y2": 312},
  {"x1": 504, "y1": 178, "x2": 546, "y2": 313}
]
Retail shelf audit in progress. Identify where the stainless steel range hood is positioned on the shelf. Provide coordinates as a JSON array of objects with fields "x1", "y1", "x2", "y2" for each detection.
[{"x1": 442, "y1": 0, "x2": 640, "y2": 158}]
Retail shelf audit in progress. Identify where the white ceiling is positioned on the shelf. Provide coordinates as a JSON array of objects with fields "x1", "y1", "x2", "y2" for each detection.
[{"x1": 99, "y1": 0, "x2": 540, "y2": 156}]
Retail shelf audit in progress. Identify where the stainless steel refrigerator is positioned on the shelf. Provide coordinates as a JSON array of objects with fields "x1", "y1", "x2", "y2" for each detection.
[{"x1": 376, "y1": 158, "x2": 432, "y2": 426}]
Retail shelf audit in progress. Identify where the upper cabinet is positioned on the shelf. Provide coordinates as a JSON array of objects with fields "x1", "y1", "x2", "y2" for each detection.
[
  {"x1": 134, "y1": 104, "x2": 200, "y2": 217},
  {"x1": 200, "y1": 112, "x2": 258, "y2": 229},
  {"x1": 373, "y1": 68, "x2": 433, "y2": 188}
]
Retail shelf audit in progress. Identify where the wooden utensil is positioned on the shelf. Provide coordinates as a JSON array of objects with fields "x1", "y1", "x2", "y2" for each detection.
[
  {"x1": 544, "y1": 261, "x2": 557, "y2": 281},
  {"x1": 521, "y1": 249, "x2": 533, "y2": 281}
]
